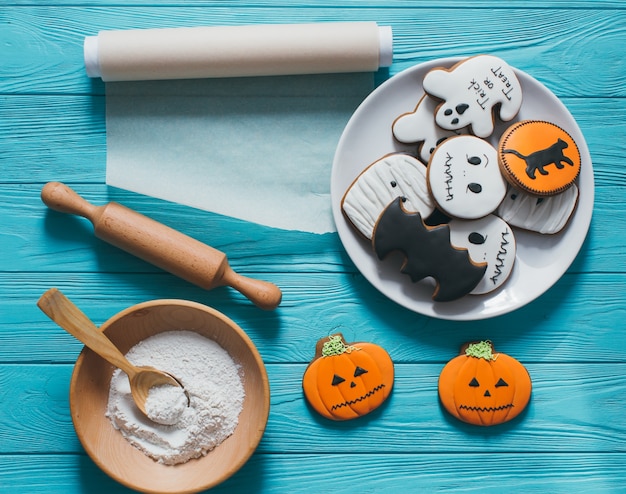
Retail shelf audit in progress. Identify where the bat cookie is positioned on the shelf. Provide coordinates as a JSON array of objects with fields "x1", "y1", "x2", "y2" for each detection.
[
  {"x1": 342, "y1": 153, "x2": 434, "y2": 239},
  {"x1": 422, "y1": 55, "x2": 523, "y2": 138},
  {"x1": 372, "y1": 197, "x2": 487, "y2": 302}
]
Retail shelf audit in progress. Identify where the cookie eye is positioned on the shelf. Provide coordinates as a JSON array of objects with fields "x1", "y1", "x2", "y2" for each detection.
[
  {"x1": 495, "y1": 378, "x2": 509, "y2": 388},
  {"x1": 536, "y1": 197, "x2": 544, "y2": 205},
  {"x1": 467, "y1": 183, "x2": 482, "y2": 194},
  {"x1": 444, "y1": 109, "x2": 453, "y2": 116},
  {"x1": 467, "y1": 155, "x2": 482, "y2": 166},
  {"x1": 455, "y1": 103, "x2": 469, "y2": 115},
  {"x1": 469, "y1": 378, "x2": 480, "y2": 387},
  {"x1": 390, "y1": 181, "x2": 397, "y2": 188},
  {"x1": 468, "y1": 232, "x2": 486, "y2": 245},
  {"x1": 332, "y1": 374, "x2": 345, "y2": 386},
  {"x1": 354, "y1": 366, "x2": 368, "y2": 378}
]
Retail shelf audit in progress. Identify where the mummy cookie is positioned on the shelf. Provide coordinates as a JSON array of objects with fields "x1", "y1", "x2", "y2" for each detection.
[
  {"x1": 423, "y1": 55, "x2": 523, "y2": 138},
  {"x1": 392, "y1": 94, "x2": 467, "y2": 164},
  {"x1": 427, "y1": 135, "x2": 507, "y2": 220},
  {"x1": 497, "y1": 184, "x2": 579, "y2": 234},
  {"x1": 498, "y1": 120, "x2": 581, "y2": 196},
  {"x1": 373, "y1": 197, "x2": 487, "y2": 302},
  {"x1": 449, "y1": 215, "x2": 516, "y2": 295},
  {"x1": 342, "y1": 153, "x2": 434, "y2": 239}
]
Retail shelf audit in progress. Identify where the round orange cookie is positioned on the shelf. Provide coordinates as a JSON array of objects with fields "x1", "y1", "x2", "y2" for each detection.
[
  {"x1": 302, "y1": 334, "x2": 394, "y2": 421},
  {"x1": 498, "y1": 120, "x2": 581, "y2": 196},
  {"x1": 438, "y1": 341, "x2": 532, "y2": 426}
]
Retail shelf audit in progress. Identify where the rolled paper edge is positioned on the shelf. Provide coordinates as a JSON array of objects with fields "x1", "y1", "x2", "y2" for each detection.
[
  {"x1": 83, "y1": 23, "x2": 394, "y2": 80},
  {"x1": 378, "y1": 25, "x2": 393, "y2": 67},
  {"x1": 84, "y1": 35, "x2": 100, "y2": 78}
]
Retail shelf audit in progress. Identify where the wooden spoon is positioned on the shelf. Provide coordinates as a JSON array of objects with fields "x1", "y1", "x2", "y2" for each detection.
[{"x1": 37, "y1": 288, "x2": 188, "y2": 421}]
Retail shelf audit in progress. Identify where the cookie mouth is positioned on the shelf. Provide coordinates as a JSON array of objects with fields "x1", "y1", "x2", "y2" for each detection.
[
  {"x1": 459, "y1": 403, "x2": 514, "y2": 412},
  {"x1": 331, "y1": 383, "x2": 386, "y2": 411}
]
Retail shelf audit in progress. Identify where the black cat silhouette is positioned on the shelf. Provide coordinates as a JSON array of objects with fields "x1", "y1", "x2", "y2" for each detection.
[{"x1": 503, "y1": 138, "x2": 573, "y2": 179}]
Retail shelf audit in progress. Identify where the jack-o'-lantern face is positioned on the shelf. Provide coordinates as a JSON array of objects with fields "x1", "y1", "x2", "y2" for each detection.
[
  {"x1": 438, "y1": 341, "x2": 531, "y2": 426},
  {"x1": 302, "y1": 334, "x2": 394, "y2": 420}
]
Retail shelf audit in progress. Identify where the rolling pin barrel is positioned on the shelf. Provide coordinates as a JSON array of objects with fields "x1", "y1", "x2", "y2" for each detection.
[{"x1": 41, "y1": 182, "x2": 282, "y2": 310}]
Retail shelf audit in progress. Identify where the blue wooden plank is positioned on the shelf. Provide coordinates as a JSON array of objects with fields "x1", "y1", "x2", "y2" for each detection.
[
  {"x1": 2, "y1": 453, "x2": 626, "y2": 493},
  {"x1": 1, "y1": 7, "x2": 625, "y2": 97},
  {"x1": 2, "y1": 363, "x2": 625, "y2": 454},
  {"x1": 1, "y1": 272, "x2": 625, "y2": 364}
]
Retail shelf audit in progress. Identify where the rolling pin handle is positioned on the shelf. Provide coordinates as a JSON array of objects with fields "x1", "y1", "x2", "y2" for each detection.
[
  {"x1": 41, "y1": 181, "x2": 99, "y2": 222},
  {"x1": 221, "y1": 267, "x2": 282, "y2": 310}
]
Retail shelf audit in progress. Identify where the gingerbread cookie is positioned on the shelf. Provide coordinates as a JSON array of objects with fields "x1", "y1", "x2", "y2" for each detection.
[
  {"x1": 392, "y1": 94, "x2": 467, "y2": 164},
  {"x1": 302, "y1": 334, "x2": 394, "y2": 421},
  {"x1": 438, "y1": 341, "x2": 532, "y2": 426},
  {"x1": 427, "y1": 135, "x2": 507, "y2": 220},
  {"x1": 341, "y1": 153, "x2": 434, "y2": 239},
  {"x1": 373, "y1": 197, "x2": 487, "y2": 302},
  {"x1": 497, "y1": 184, "x2": 579, "y2": 234},
  {"x1": 422, "y1": 55, "x2": 523, "y2": 138},
  {"x1": 448, "y1": 215, "x2": 516, "y2": 295},
  {"x1": 498, "y1": 120, "x2": 581, "y2": 196}
]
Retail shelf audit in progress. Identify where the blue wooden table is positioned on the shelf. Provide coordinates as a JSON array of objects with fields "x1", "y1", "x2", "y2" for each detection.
[{"x1": 2, "y1": 1, "x2": 625, "y2": 492}]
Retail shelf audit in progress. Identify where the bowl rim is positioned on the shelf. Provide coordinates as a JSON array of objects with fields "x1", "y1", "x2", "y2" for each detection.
[{"x1": 69, "y1": 298, "x2": 270, "y2": 494}]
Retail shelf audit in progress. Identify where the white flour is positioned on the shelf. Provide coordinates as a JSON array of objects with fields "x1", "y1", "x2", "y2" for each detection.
[{"x1": 106, "y1": 330, "x2": 245, "y2": 465}]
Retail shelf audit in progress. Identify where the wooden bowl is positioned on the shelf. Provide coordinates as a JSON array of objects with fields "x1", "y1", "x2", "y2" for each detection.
[{"x1": 69, "y1": 299, "x2": 270, "y2": 494}]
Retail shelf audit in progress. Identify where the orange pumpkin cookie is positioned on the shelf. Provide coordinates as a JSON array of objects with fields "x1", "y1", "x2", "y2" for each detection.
[
  {"x1": 302, "y1": 334, "x2": 394, "y2": 421},
  {"x1": 498, "y1": 120, "x2": 581, "y2": 196},
  {"x1": 438, "y1": 341, "x2": 531, "y2": 426}
]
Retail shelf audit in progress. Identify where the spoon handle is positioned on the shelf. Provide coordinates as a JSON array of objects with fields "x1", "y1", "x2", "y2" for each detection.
[{"x1": 37, "y1": 288, "x2": 137, "y2": 377}]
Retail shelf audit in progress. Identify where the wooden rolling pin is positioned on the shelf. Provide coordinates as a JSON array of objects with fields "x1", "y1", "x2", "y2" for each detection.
[{"x1": 41, "y1": 182, "x2": 282, "y2": 310}]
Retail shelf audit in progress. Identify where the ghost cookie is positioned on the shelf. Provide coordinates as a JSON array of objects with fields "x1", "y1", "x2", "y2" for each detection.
[
  {"x1": 497, "y1": 184, "x2": 579, "y2": 234},
  {"x1": 427, "y1": 135, "x2": 507, "y2": 220},
  {"x1": 449, "y1": 215, "x2": 516, "y2": 295},
  {"x1": 498, "y1": 120, "x2": 581, "y2": 196},
  {"x1": 342, "y1": 153, "x2": 434, "y2": 239},
  {"x1": 392, "y1": 94, "x2": 467, "y2": 164},
  {"x1": 423, "y1": 55, "x2": 523, "y2": 138},
  {"x1": 373, "y1": 197, "x2": 487, "y2": 302}
]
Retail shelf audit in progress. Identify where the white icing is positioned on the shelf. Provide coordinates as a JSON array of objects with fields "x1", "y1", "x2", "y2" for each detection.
[
  {"x1": 422, "y1": 55, "x2": 523, "y2": 138},
  {"x1": 497, "y1": 184, "x2": 579, "y2": 234},
  {"x1": 392, "y1": 94, "x2": 466, "y2": 163},
  {"x1": 342, "y1": 153, "x2": 434, "y2": 239},
  {"x1": 449, "y1": 214, "x2": 516, "y2": 295},
  {"x1": 427, "y1": 135, "x2": 506, "y2": 220}
]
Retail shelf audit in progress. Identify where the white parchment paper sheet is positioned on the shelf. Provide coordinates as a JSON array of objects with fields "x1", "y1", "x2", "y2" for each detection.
[{"x1": 105, "y1": 74, "x2": 373, "y2": 233}]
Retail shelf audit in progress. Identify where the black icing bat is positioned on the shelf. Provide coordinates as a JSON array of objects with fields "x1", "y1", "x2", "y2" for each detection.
[{"x1": 372, "y1": 198, "x2": 486, "y2": 302}]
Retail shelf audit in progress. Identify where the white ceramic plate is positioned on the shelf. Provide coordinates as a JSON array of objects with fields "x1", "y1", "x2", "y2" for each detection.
[{"x1": 331, "y1": 58, "x2": 594, "y2": 320}]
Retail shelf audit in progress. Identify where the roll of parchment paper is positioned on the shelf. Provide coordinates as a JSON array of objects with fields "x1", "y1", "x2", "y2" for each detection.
[{"x1": 84, "y1": 22, "x2": 393, "y2": 81}]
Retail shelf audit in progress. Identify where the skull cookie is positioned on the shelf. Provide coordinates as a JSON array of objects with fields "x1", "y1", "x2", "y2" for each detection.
[
  {"x1": 449, "y1": 214, "x2": 516, "y2": 295},
  {"x1": 423, "y1": 55, "x2": 523, "y2": 138},
  {"x1": 427, "y1": 135, "x2": 507, "y2": 220}
]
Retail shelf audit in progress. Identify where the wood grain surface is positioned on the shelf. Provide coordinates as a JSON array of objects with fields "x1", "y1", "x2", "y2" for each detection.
[{"x1": 1, "y1": 1, "x2": 625, "y2": 492}]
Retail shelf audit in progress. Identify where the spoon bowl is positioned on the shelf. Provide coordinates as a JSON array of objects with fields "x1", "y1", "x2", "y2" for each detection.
[{"x1": 37, "y1": 288, "x2": 187, "y2": 421}]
